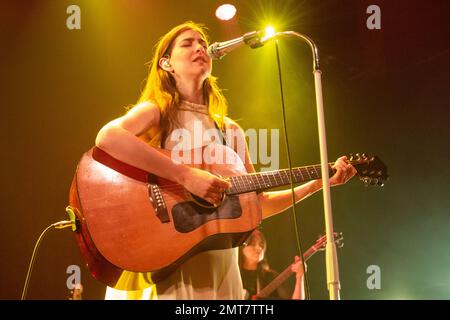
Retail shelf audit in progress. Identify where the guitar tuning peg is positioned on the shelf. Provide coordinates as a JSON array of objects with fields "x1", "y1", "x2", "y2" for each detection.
[
  {"x1": 361, "y1": 153, "x2": 367, "y2": 159},
  {"x1": 377, "y1": 181, "x2": 384, "y2": 187},
  {"x1": 356, "y1": 153, "x2": 361, "y2": 160},
  {"x1": 349, "y1": 153, "x2": 354, "y2": 161},
  {"x1": 362, "y1": 177, "x2": 370, "y2": 187}
]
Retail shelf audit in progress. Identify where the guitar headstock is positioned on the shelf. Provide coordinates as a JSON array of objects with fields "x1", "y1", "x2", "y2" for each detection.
[
  {"x1": 349, "y1": 153, "x2": 388, "y2": 187},
  {"x1": 312, "y1": 232, "x2": 344, "y2": 252}
]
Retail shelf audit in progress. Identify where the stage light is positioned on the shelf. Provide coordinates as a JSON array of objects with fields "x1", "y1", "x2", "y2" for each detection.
[
  {"x1": 261, "y1": 26, "x2": 276, "y2": 42},
  {"x1": 215, "y1": 4, "x2": 237, "y2": 21}
]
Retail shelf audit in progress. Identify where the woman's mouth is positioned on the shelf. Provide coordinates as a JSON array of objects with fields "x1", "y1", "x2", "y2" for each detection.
[{"x1": 193, "y1": 56, "x2": 207, "y2": 63}]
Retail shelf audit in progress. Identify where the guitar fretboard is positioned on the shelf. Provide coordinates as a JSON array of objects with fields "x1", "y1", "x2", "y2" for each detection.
[{"x1": 227, "y1": 165, "x2": 335, "y2": 195}]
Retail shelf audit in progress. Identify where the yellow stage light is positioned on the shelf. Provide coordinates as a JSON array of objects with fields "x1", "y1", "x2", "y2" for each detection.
[{"x1": 261, "y1": 26, "x2": 276, "y2": 42}]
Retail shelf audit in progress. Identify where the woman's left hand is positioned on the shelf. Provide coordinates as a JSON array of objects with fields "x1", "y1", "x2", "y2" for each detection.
[
  {"x1": 291, "y1": 256, "x2": 306, "y2": 279},
  {"x1": 329, "y1": 156, "x2": 357, "y2": 186}
]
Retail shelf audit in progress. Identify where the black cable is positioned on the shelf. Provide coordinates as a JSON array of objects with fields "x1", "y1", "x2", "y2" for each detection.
[{"x1": 274, "y1": 40, "x2": 311, "y2": 300}]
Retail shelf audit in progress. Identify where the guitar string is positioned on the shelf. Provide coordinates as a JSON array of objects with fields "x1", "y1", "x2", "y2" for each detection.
[
  {"x1": 155, "y1": 163, "x2": 337, "y2": 189},
  {"x1": 151, "y1": 164, "x2": 337, "y2": 194},
  {"x1": 149, "y1": 155, "x2": 381, "y2": 200}
]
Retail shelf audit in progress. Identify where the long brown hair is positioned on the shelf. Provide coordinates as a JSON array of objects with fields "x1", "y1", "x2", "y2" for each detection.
[
  {"x1": 239, "y1": 229, "x2": 271, "y2": 272},
  {"x1": 135, "y1": 21, "x2": 228, "y2": 147}
]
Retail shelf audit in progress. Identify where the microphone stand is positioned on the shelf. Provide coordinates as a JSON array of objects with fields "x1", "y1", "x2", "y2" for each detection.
[{"x1": 261, "y1": 31, "x2": 341, "y2": 300}]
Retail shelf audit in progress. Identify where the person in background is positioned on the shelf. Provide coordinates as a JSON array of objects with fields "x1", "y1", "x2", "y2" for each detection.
[{"x1": 239, "y1": 229, "x2": 306, "y2": 300}]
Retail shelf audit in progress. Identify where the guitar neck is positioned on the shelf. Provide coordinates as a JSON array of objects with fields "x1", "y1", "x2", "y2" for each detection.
[
  {"x1": 255, "y1": 245, "x2": 317, "y2": 299},
  {"x1": 226, "y1": 164, "x2": 335, "y2": 195}
]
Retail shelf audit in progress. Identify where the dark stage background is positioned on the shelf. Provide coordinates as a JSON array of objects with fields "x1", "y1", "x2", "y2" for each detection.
[{"x1": 1, "y1": 0, "x2": 449, "y2": 300}]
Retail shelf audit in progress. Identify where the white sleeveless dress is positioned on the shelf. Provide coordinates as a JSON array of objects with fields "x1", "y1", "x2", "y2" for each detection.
[{"x1": 105, "y1": 100, "x2": 244, "y2": 300}]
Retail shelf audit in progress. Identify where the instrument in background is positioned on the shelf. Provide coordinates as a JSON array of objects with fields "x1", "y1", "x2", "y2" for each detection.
[{"x1": 252, "y1": 232, "x2": 344, "y2": 300}]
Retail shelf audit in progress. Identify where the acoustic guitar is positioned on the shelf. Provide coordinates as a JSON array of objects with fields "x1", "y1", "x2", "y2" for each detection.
[{"x1": 68, "y1": 144, "x2": 387, "y2": 289}]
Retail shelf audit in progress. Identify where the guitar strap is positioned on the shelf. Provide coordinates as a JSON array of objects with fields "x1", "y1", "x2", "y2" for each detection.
[{"x1": 213, "y1": 119, "x2": 229, "y2": 148}]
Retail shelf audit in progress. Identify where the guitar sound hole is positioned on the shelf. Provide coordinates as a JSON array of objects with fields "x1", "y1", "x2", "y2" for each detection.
[
  {"x1": 190, "y1": 194, "x2": 215, "y2": 208},
  {"x1": 190, "y1": 193, "x2": 225, "y2": 209}
]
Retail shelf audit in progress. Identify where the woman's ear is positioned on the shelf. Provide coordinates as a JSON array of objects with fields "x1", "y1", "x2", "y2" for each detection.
[{"x1": 159, "y1": 57, "x2": 172, "y2": 72}]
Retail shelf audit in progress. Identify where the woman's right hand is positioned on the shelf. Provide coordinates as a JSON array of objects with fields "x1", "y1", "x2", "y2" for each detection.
[{"x1": 180, "y1": 167, "x2": 231, "y2": 206}]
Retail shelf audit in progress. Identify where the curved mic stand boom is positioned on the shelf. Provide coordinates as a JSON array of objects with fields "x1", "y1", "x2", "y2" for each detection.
[{"x1": 261, "y1": 31, "x2": 341, "y2": 300}]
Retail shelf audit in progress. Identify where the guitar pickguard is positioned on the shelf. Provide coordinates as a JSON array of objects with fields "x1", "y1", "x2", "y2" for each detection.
[{"x1": 171, "y1": 195, "x2": 242, "y2": 233}]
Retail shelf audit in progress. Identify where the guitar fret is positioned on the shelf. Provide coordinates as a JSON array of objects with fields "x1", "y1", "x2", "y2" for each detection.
[
  {"x1": 260, "y1": 173, "x2": 270, "y2": 188},
  {"x1": 263, "y1": 174, "x2": 271, "y2": 187},
  {"x1": 244, "y1": 175, "x2": 252, "y2": 193},
  {"x1": 313, "y1": 165, "x2": 320, "y2": 179},
  {"x1": 288, "y1": 170, "x2": 293, "y2": 183},
  {"x1": 307, "y1": 166, "x2": 316, "y2": 179},
  {"x1": 292, "y1": 168, "x2": 298, "y2": 183},
  {"x1": 238, "y1": 175, "x2": 245, "y2": 193},
  {"x1": 250, "y1": 175, "x2": 257, "y2": 190},
  {"x1": 256, "y1": 174, "x2": 264, "y2": 189},
  {"x1": 251, "y1": 175, "x2": 257, "y2": 192},
  {"x1": 237, "y1": 175, "x2": 245, "y2": 193},
  {"x1": 277, "y1": 171, "x2": 284, "y2": 185},
  {"x1": 269, "y1": 172, "x2": 276, "y2": 185},
  {"x1": 283, "y1": 170, "x2": 290, "y2": 184},
  {"x1": 245, "y1": 176, "x2": 251, "y2": 191},
  {"x1": 278, "y1": 170, "x2": 285, "y2": 184},
  {"x1": 301, "y1": 167, "x2": 310, "y2": 180},
  {"x1": 253, "y1": 175, "x2": 260, "y2": 189},
  {"x1": 250, "y1": 175, "x2": 256, "y2": 191},
  {"x1": 233, "y1": 176, "x2": 242, "y2": 193},
  {"x1": 229, "y1": 177, "x2": 236, "y2": 194},
  {"x1": 295, "y1": 168, "x2": 305, "y2": 183},
  {"x1": 277, "y1": 172, "x2": 282, "y2": 185}
]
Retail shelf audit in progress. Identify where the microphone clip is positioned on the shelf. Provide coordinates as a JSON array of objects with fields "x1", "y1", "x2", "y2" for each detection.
[
  {"x1": 242, "y1": 31, "x2": 264, "y2": 49},
  {"x1": 207, "y1": 30, "x2": 266, "y2": 60}
]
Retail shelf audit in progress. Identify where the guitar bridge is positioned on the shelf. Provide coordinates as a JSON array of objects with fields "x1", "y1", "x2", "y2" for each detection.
[{"x1": 148, "y1": 176, "x2": 170, "y2": 223}]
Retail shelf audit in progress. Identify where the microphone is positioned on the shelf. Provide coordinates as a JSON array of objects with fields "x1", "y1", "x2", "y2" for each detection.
[{"x1": 207, "y1": 30, "x2": 265, "y2": 60}]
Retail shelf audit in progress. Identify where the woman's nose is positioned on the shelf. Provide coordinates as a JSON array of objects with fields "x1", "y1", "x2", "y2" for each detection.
[{"x1": 196, "y1": 43, "x2": 206, "y2": 53}]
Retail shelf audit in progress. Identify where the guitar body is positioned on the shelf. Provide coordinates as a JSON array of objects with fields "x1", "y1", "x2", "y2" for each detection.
[{"x1": 69, "y1": 146, "x2": 262, "y2": 289}]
